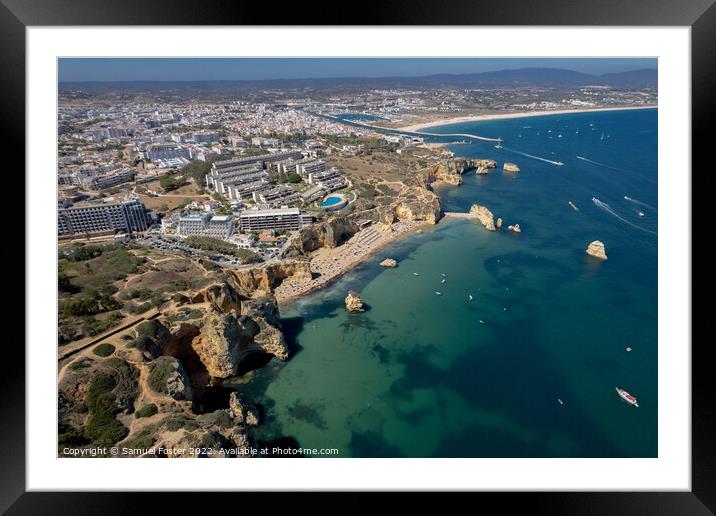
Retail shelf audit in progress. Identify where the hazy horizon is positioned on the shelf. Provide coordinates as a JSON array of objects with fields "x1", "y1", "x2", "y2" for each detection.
[{"x1": 58, "y1": 58, "x2": 657, "y2": 83}]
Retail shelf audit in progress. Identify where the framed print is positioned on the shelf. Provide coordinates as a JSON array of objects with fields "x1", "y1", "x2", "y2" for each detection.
[{"x1": 5, "y1": 0, "x2": 713, "y2": 512}]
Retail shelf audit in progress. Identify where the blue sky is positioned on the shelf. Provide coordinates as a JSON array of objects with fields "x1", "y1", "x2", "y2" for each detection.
[{"x1": 58, "y1": 58, "x2": 657, "y2": 82}]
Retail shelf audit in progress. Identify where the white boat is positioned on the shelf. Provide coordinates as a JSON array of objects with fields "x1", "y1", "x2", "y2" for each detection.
[
  {"x1": 413, "y1": 272, "x2": 420, "y2": 276},
  {"x1": 434, "y1": 291, "x2": 442, "y2": 296},
  {"x1": 626, "y1": 347, "x2": 632, "y2": 352},
  {"x1": 558, "y1": 399, "x2": 564, "y2": 405},
  {"x1": 441, "y1": 279, "x2": 446, "y2": 284},
  {"x1": 468, "y1": 295, "x2": 473, "y2": 301},
  {"x1": 638, "y1": 211, "x2": 645, "y2": 217},
  {"x1": 569, "y1": 201, "x2": 580, "y2": 212},
  {"x1": 616, "y1": 387, "x2": 639, "y2": 407},
  {"x1": 479, "y1": 319, "x2": 485, "y2": 324}
]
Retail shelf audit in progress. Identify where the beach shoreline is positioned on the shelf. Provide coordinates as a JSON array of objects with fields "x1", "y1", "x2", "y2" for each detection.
[
  {"x1": 390, "y1": 105, "x2": 658, "y2": 133},
  {"x1": 275, "y1": 220, "x2": 430, "y2": 308}
]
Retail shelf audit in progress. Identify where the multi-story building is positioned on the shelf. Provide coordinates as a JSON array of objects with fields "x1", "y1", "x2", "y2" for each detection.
[
  {"x1": 308, "y1": 168, "x2": 341, "y2": 185},
  {"x1": 239, "y1": 207, "x2": 305, "y2": 231},
  {"x1": 81, "y1": 169, "x2": 135, "y2": 190},
  {"x1": 210, "y1": 150, "x2": 303, "y2": 175},
  {"x1": 57, "y1": 197, "x2": 148, "y2": 238},
  {"x1": 297, "y1": 158, "x2": 326, "y2": 177},
  {"x1": 176, "y1": 212, "x2": 235, "y2": 240},
  {"x1": 255, "y1": 186, "x2": 302, "y2": 208}
]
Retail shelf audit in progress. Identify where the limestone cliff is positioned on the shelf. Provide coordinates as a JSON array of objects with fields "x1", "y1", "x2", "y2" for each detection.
[
  {"x1": 426, "y1": 158, "x2": 478, "y2": 186},
  {"x1": 228, "y1": 259, "x2": 312, "y2": 294},
  {"x1": 281, "y1": 217, "x2": 359, "y2": 258},
  {"x1": 469, "y1": 204, "x2": 497, "y2": 231},
  {"x1": 191, "y1": 294, "x2": 288, "y2": 379},
  {"x1": 379, "y1": 185, "x2": 443, "y2": 225},
  {"x1": 475, "y1": 159, "x2": 497, "y2": 175}
]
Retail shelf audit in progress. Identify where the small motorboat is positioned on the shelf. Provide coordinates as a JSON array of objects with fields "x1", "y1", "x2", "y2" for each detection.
[
  {"x1": 479, "y1": 319, "x2": 485, "y2": 324},
  {"x1": 638, "y1": 211, "x2": 645, "y2": 217},
  {"x1": 413, "y1": 272, "x2": 420, "y2": 276},
  {"x1": 616, "y1": 387, "x2": 639, "y2": 407},
  {"x1": 626, "y1": 347, "x2": 632, "y2": 352},
  {"x1": 558, "y1": 399, "x2": 564, "y2": 405},
  {"x1": 468, "y1": 295, "x2": 473, "y2": 301},
  {"x1": 434, "y1": 291, "x2": 442, "y2": 296},
  {"x1": 441, "y1": 279, "x2": 446, "y2": 284}
]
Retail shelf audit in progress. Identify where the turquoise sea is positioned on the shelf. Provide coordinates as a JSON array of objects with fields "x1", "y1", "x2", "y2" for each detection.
[{"x1": 235, "y1": 108, "x2": 658, "y2": 457}]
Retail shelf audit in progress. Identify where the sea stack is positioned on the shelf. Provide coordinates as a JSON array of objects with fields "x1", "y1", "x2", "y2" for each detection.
[
  {"x1": 508, "y1": 224, "x2": 522, "y2": 233},
  {"x1": 586, "y1": 240, "x2": 608, "y2": 260},
  {"x1": 379, "y1": 258, "x2": 398, "y2": 268},
  {"x1": 469, "y1": 204, "x2": 496, "y2": 231},
  {"x1": 496, "y1": 217, "x2": 503, "y2": 229},
  {"x1": 345, "y1": 291, "x2": 365, "y2": 312},
  {"x1": 503, "y1": 162, "x2": 521, "y2": 173}
]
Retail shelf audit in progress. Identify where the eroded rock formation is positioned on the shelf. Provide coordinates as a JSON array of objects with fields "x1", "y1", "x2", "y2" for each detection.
[
  {"x1": 281, "y1": 217, "x2": 359, "y2": 258},
  {"x1": 345, "y1": 291, "x2": 365, "y2": 312},
  {"x1": 586, "y1": 240, "x2": 608, "y2": 260},
  {"x1": 503, "y1": 162, "x2": 521, "y2": 173},
  {"x1": 380, "y1": 258, "x2": 398, "y2": 268},
  {"x1": 469, "y1": 204, "x2": 496, "y2": 231}
]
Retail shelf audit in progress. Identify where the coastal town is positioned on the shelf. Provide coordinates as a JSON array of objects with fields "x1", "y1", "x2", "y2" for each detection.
[{"x1": 57, "y1": 66, "x2": 657, "y2": 458}]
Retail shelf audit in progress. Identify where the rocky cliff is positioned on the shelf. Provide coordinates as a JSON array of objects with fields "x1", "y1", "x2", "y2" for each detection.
[
  {"x1": 190, "y1": 293, "x2": 288, "y2": 379},
  {"x1": 228, "y1": 259, "x2": 312, "y2": 294},
  {"x1": 475, "y1": 159, "x2": 497, "y2": 175},
  {"x1": 379, "y1": 185, "x2": 443, "y2": 225},
  {"x1": 281, "y1": 217, "x2": 359, "y2": 258},
  {"x1": 426, "y1": 158, "x2": 478, "y2": 186},
  {"x1": 469, "y1": 204, "x2": 497, "y2": 231}
]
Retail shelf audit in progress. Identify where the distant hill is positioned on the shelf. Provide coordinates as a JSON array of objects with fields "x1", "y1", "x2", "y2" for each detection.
[{"x1": 59, "y1": 67, "x2": 657, "y2": 93}]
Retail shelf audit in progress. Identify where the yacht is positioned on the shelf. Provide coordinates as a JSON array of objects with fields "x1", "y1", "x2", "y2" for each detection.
[{"x1": 616, "y1": 387, "x2": 639, "y2": 407}]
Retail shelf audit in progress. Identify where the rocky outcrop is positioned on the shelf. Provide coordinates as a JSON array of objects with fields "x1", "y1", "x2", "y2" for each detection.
[
  {"x1": 508, "y1": 224, "x2": 522, "y2": 233},
  {"x1": 586, "y1": 240, "x2": 608, "y2": 260},
  {"x1": 281, "y1": 217, "x2": 358, "y2": 258},
  {"x1": 345, "y1": 291, "x2": 364, "y2": 312},
  {"x1": 229, "y1": 392, "x2": 259, "y2": 426},
  {"x1": 469, "y1": 204, "x2": 496, "y2": 231},
  {"x1": 189, "y1": 282, "x2": 242, "y2": 312},
  {"x1": 379, "y1": 258, "x2": 398, "y2": 268},
  {"x1": 148, "y1": 409, "x2": 255, "y2": 458},
  {"x1": 191, "y1": 294, "x2": 288, "y2": 379},
  {"x1": 379, "y1": 185, "x2": 442, "y2": 225},
  {"x1": 149, "y1": 356, "x2": 193, "y2": 400},
  {"x1": 475, "y1": 159, "x2": 497, "y2": 175},
  {"x1": 426, "y1": 158, "x2": 478, "y2": 186},
  {"x1": 503, "y1": 162, "x2": 521, "y2": 173},
  {"x1": 496, "y1": 217, "x2": 503, "y2": 229},
  {"x1": 229, "y1": 259, "x2": 312, "y2": 293}
]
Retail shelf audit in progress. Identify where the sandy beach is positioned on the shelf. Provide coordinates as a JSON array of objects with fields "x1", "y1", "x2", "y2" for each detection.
[
  {"x1": 274, "y1": 220, "x2": 429, "y2": 306},
  {"x1": 392, "y1": 105, "x2": 657, "y2": 133}
]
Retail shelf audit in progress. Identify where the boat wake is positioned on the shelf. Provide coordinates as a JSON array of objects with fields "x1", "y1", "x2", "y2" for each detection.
[
  {"x1": 592, "y1": 197, "x2": 657, "y2": 235},
  {"x1": 624, "y1": 195, "x2": 656, "y2": 211},
  {"x1": 502, "y1": 146, "x2": 564, "y2": 166}
]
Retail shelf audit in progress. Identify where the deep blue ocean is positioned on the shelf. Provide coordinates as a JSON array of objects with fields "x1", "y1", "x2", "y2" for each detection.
[{"x1": 235, "y1": 108, "x2": 658, "y2": 457}]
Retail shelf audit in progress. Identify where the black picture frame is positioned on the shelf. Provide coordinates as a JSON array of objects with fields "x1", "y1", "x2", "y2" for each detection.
[{"x1": 4, "y1": 0, "x2": 710, "y2": 512}]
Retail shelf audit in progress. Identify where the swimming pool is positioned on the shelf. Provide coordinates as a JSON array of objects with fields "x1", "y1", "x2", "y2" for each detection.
[
  {"x1": 320, "y1": 195, "x2": 348, "y2": 211},
  {"x1": 321, "y1": 196, "x2": 343, "y2": 207}
]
